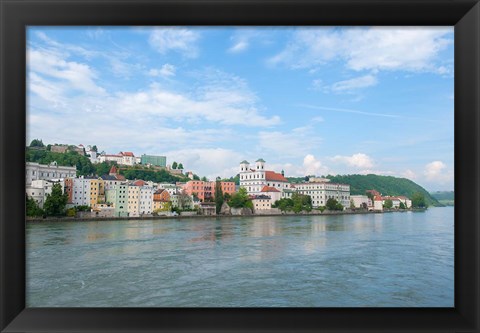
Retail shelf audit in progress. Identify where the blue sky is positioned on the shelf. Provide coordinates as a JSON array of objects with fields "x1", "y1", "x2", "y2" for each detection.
[{"x1": 27, "y1": 27, "x2": 454, "y2": 191}]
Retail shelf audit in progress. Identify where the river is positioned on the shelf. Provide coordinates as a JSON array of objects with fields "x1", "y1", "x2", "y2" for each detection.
[{"x1": 26, "y1": 207, "x2": 454, "y2": 307}]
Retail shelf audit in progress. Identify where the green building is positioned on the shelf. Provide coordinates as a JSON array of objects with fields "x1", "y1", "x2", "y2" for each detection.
[
  {"x1": 141, "y1": 154, "x2": 167, "y2": 167},
  {"x1": 105, "y1": 183, "x2": 129, "y2": 217}
]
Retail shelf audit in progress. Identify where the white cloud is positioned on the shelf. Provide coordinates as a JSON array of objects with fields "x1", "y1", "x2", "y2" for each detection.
[
  {"x1": 27, "y1": 48, "x2": 105, "y2": 95},
  {"x1": 424, "y1": 161, "x2": 453, "y2": 184},
  {"x1": 331, "y1": 153, "x2": 374, "y2": 169},
  {"x1": 302, "y1": 154, "x2": 329, "y2": 176},
  {"x1": 258, "y1": 126, "x2": 322, "y2": 158},
  {"x1": 148, "y1": 64, "x2": 176, "y2": 77},
  {"x1": 228, "y1": 41, "x2": 249, "y2": 53},
  {"x1": 162, "y1": 148, "x2": 241, "y2": 179},
  {"x1": 330, "y1": 74, "x2": 378, "y2": 92},
  {"x1": 269, "y1": 27, "x2": 452, "y2": 74},
  {"x1": 149, "y1": 28, "x2": 200, "y2": 58},
  {"x1": 299, "y1": 104, "x2": 401, "y2": 119},
  {"x1": 402, "y1": 169, "x2": 417, "y2": 180}
]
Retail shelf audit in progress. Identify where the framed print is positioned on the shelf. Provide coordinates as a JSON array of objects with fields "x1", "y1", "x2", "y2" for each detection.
[{"x1": 1, "y1": 0, "x2": 479, "y2": 332}]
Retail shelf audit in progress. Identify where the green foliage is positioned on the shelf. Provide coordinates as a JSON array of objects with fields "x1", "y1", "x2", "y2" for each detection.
[
  {"x1": 412, "y1": 192, "x2": 427, "y2": 208},
  {"x1": 172, "y1": 161, "x2": 178, "y2": 169},
  {"x1": 384, "y1": 199, "x2": 393, "y2": 209},
  {"x1": 326, "y1": 198, "x2": 343, "y2": 211},
  {"x1": 201, "y1": 176, "x2": 208, "y2": 182},
  {"x1": 26, "y1": 194, "x2": 44, "y2": 217},
  {"x1": 193, "y1": 174, "x2": 200, "y2": 180},
  {"x1": 317, "y1": 206, "x2": 326, "y2": 213},
  {"x1": 222, "y1": 174, "x2": 240, "y2": 185},
  {"x1": 43, "y1": 183, "x2": 68, "y2": 216},
  {"x1": 325, "y1": 174, "x2": 441, "y2": 207},
  {"x1": 430, "y1": 191, "x2": 454, "y2": 201},
  {"x1": 94, "y1": 162, "x2": 114, "y2": 177},
  {"x1": 215, "y1": 181, "x2": 224, "y2": 214},
  {"x1": 274, "y1": 198, "x2": 294, "y2": 212},
  {"x1": 273, "y1": 194, "x2": 312, "y2": 213},
  {"x1": 75, "y1": 205, "x2": 91, "y2": 212},
  {"x1": 91, "y1": 145, "x2": 98, "y2": 152},
  {"x1": 66, "y1": 208, "x2": 76, "y2": 217},
  {"x1": 119, "y1": 167, "x2": 188, "y2": 183},
  {"x1": 26, "y1": 148, "x2": 95, "y2": 176},
  {"x1": 29, "y1": 139, "x2": 44, "y2": 148},
  {"x1": 399, "y1": 202, "x2": 406, "y2": 209},
  {"x1": 178, "y1": 163, "x2": 184, "y2": 169},
  {"x1": 228, "y1": 188, "x2": 252, "y2": 209}
]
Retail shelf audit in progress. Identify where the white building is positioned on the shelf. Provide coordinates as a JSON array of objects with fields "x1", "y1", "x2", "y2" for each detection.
[
  {"x1": 26, "y1": 179, "x2": 64, "y2": 208},
  {"x1": 259, "y1": 186, "x2": 282, "y2": 205},
  {"x1": 293, "y1": 180, "x2": 350, "y2": 208},
  {"x1": 374, "y1": 196, "x2": 384, "y2": 211},
  {"x1": 98, "y1": 151, "x2": 136, "y2": 166},
  {"x1": 71, "y1": 177, "x2": 91, "y2": 207},
  {"x1": 251, "y1": 195, "x2": 272, "y2": 211},
  {"x1": 26, "y1": 161, "x2": 76, "y2": 185},
  {"x1": 85, "y1": 146, "x2": 100, "y2": 164},
  {"x1": 239, "y1": 159, "x2": 290, "y2": 195},
  {"x1": 350, "y1": 195, "x2": 372, "y2": 209},
  {"x1": 139, "y1": 186, "x2": 154, "y2": 215}
]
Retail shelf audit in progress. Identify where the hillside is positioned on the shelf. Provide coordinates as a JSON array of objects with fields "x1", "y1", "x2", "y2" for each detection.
[
  {"x1": 430, "y1": 191, "x2": 454, "y2": 206},
  {"x1": 288, "y1": 174, "x2": 441, "y2": 207},
  {"x1": 26, "y1": 147, "x2": 189, "y2": 183}
]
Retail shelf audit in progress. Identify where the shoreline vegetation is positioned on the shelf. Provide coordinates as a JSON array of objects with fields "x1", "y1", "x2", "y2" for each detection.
[{"x1": 26, "y1": 207, "x2": 430, "y2": 223}]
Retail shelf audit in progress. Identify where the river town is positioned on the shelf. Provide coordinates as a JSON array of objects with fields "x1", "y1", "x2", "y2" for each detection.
[{"x1": 26, "y1": 145, "x2": 413, "y2": 220}]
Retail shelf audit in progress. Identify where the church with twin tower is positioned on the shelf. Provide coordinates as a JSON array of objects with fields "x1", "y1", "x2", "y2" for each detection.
[{"x1": 239, "y1": 158, "x2": 291, "y2": 195}]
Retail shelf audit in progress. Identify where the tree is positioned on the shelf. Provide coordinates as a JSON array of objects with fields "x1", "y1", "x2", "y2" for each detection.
[
  {"x1": 201, "y1": 176, "x2": 208, "y2": 182},
  {"x1": 26, "y1": 194, "x2": 44, "y2": 217},
  {"x1": 178, "y1": 190, "x2": 193, "y2": 210},
  {"x1": 172, "y1": 161, "x2": 178, "y2": 169},
  {"x1": 399, "y1": 202, "x2": 406, "y2": 209},
  {"x1": 326, "y1": 198, "x2": 339, "y2": 211},
  {"x1": 178, "y1": 163, "x2": 184, "y2": 169},
  {"x1": 29, "y1": 139, "x2": 44, "y2": 148},
  {"x1": 43, "y1": 183, "x2": 68, "y2": 216},
  {"x1": 193, "y1": 174, "x2": 200, "y2": 180},
  {"x1": 228, "y1": 188, "x2": 252, "y2": 209},
  {"x1": 91, "y1": 145, "x2": 98, "y2": 152},
  {"x1": 412, "y1": 192, "x2": 427, "y2": 208},
  {"x1": 215, "y1": 181, "x2": 224, "y2": 214},
  {"x1": 384, "y1": 199, "x2": 393, "y2": 209}
]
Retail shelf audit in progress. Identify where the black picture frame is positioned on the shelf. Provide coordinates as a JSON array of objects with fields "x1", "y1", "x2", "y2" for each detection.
[{"x1": 1, "y1": 0, "x2": 479, "y2": 332}]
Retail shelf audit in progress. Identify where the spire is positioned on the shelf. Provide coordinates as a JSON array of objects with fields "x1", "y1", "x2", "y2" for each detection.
[
  {"x1": 281, "y1": 169, "x2": 285, "y2": 176},
  {"x1": 109, "y1": 165, "x2": 117, "y2": 176}
]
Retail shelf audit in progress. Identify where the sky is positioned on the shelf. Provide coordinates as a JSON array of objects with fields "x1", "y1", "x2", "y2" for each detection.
[{"x1": 27, "y1": 26, "x2": 454, "y2": 191}]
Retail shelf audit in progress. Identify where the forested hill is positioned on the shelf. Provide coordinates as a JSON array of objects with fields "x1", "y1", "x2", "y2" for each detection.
[
  {"x1": 328, "y1": 174, "x2": 440, "y2": 206},
  {"x1": 288, "y1": 174, "x2": 441, "y2": 207}
]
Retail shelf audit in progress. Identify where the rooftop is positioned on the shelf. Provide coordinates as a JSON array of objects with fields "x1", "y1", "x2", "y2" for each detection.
[{"x1": 265, "y1": 171, "x2": 288, "y2": 182}]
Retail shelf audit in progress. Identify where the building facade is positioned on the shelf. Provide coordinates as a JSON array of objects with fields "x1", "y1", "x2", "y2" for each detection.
[
  {"x1": 239, "y1": 159, "x2": 290, "y2": 195},
  {"x1": 140, "y1": 154, "x2": 167, "y2": 167},
  {"x1": 294, "y1": 180, "x2": 350, "y2": 208},
  {"x1": 26, "y1": 161, "x2": 77, "y2": 185}
]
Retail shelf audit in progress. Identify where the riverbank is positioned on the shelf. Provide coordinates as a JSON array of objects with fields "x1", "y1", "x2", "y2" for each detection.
[{"x1": 26, "y1": 208, "x2": 423, "y2": 223}]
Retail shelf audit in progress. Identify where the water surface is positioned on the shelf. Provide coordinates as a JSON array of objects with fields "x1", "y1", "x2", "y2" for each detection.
[{"x1": 26, "y1": 207, "x2": 454, "y2": 307}]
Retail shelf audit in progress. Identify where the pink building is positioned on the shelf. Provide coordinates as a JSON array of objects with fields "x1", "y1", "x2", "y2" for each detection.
[{"x1": 183, "y1": 181, "x2": 235, "y2": 202}]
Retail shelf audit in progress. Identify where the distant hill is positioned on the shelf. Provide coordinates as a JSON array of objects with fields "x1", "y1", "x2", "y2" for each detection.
[
  {"x1": 430, "y1": 191, "x2": 454, "y2": 206},
  {"x1": 288, "y1": 174, "x2": 441, "y2": 207}
]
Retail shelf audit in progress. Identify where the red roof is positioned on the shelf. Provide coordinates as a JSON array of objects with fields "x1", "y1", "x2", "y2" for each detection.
[
  {"x1": 374, "y1": 195, "x2": 383, "y2": 201},
  {"x1": 261, "y1": 186, "x2": 280, "y2": 193},
  {"x1": 109, "y1": 165, "x2": 117, "y2": 174},
  {"x1": 265, "y1": 171, "x2": 288, "y2": 182},
  {"x1": 121, "y1": 151, "x2": 135, "y2": 157},
  {"x1": 133, "y1": 180, "x2": 146, "y2": 186},
  {"x1": 116, "y1": 175, "x2": 126, "y2": 181}
]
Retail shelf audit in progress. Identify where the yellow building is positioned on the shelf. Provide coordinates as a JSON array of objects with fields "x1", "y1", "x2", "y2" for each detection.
[
  {"x1": 89, "y1": 178, "x2": 105, "y2": 209},
  {"x1": 128, "y1": 185, "x2": 140, "y2": 217}
]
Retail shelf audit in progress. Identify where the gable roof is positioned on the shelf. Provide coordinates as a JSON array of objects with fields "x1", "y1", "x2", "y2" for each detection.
[
  {"x1": 121, "y1": 151, "x2": 135, "y2": 157},
  {"x1": 261, "y1": 186, "x2": 280, "y2": 193},
  {"x1": 265, "y1": 171, "x2": 288, "y2": 182},
  {"x1": 133, "y1": 180, "x2": 146, "y2": 186},
  {"x1": 109, "y1": 165, "x2": 117, "y2": 174}
]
